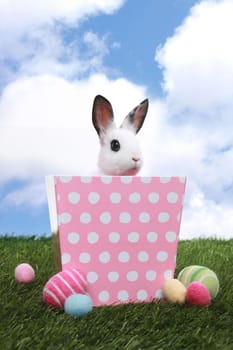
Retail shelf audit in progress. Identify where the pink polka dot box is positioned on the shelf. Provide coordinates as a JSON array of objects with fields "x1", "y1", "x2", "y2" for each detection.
[{"x1": 46, "y1": 176, "x2": 186, "y2": 307}]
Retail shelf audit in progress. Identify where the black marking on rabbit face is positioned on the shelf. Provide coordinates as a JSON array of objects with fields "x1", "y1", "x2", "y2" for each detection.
[{"x1": 120, "y1": 98, "x2": 149, "y2": 134}]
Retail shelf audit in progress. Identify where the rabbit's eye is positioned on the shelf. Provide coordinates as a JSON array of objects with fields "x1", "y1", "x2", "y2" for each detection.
[{"x1": 111, "y1": 139, "x2": 120, "y2": 152}]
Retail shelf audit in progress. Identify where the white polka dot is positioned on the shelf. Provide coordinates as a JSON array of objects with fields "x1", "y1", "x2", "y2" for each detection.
[
  {"x1": 126, "y1": 271, "x2": 138, "y2": 282},
  {"x1": 139, "y1": 212, "x2": 150, "y2": 223},
  {"x1": 129, "y1": 192, "x2": 141, "y2": 204},
  {"x1": 59, "y1": 213, "x2": 72, "y2": 224},
  {"x1": 87, "y1": 271, "x2": 98, "y2": 283},
  {"x1": 99, "y1": 291, "x2": 110, "y2": 303},
  {"x1": 160, "y1": 177, "x2": 171, "y2": 183},
  {"x1": 100, "y1": 212, "x2": 111, "y2": 224},
  {"x1": 155, "y1": 289, "x2": 163, "y2": 299},
  {"x1": 68, "y1": 232, "x2": 80, "y2": 244},
  {"x1": 87, "y1": 231, "x2": 99, "y2": 244},
  {"x1": 109, "y1": 192, "x2": 121, "y2": 204},
  {"x1": 165, "y1": 231, "x2": 177, "y2": 242},
  {"x1": 128, "y1": 232, "x2": 140, "y2": 243},
  {"x1": 158, "y1": 212, "x2": 170, "y2": 223},
  {"x1": 68, "y1": 192, "x2": 80, "y2": 204},
  {"x1": 156, "y1": 251, "x2": 168, "y2": 262},
  {"x1": 109, "y1": 232, "x2": 120, "y2": 243},
  {"x1": 80, "y1": 176, "x2": 92, "y2": 183},
  {"x1": 88, "y1": 192, "x2": 100, "y2": 204},
  {"x1": 167, "y1": 192, "x2": 179, "y2": 204},
  {"x1": 101, "y1": 176, "x2": 112, "y2": 184},
  {"x1": 138, "y1": 251, "x2": 149, "y2": 262},
  {"x1": 99, "y1": 251, "x2": 111, "y2": 263},
  {"x1": 137, "y1": 290, "x2": 148, "y2": 301},
  {"x1": 146, "y1": 270, "x2": 157, "y2": 281},
  {"x1": 179, "y1": 177, "x2": 186, "y2": 183},
  {"x1": 118, "y1": 290, "x2": 129, "y2": 301},
  {"x1": 80, "y1": 212, "x2": 91, "y2": 224},
  {"x1": 148, "y1": 192, "x2": 160, "y2": 204},
  {"x1": 164, "y1": 270, "x2": 173, "y2": 280},
  {"x1": 140, "y1": 177, "x2": 152, "y2": 183},
  {"x1": 108, "y1": 272, "x2": 119, "y2": 282},
  {"x1": 120, "y1": 176, "x2": 132, "y2": 184},
  {"x1": 60, "y1": 176, "x2": 72, "y2": 183},
  {"x1": 79, "y1": 252, "x2": 91, "y2": 263},
  {"x1": 147, "y1": 232, "x2": 158, "y2": 243},
  {"x1": 118, "y1": 251, "x2": 130, "y2": 263},
  {"x1": 62, "y1": 253, "x2": 71, "y2": 264},
  {"x1": 119, "y1": 212, "x2": 131, "y2": 223}
]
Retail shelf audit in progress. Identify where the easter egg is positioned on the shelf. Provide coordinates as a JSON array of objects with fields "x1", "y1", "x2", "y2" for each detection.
[
  {"x1": 186, "y1": 281, "x2": 211, "y2": 306},
  {"x1": 163, "y1": 278, "x2": 187, "y2": 304},
  {"x1": 178, "y1": 265, "x2": 219, "y2": 299},
  {"x1": 64, "y1": 293, "x2": 93, "y2": 317},
  {"x1": 43, "y1": 268, "x2": 88, "y2": 308},
  {"x1": 14, "y1": 263, "x2": 35, "y2": 283}
]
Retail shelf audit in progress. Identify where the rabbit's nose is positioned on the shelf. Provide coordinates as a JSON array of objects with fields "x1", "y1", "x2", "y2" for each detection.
[{"x1": 132, "y1": 157, "x2": 140, "y2": 162}]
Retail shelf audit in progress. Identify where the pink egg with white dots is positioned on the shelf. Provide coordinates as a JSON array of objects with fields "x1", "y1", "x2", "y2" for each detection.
[{"x1": 14, "y1": 263, "x2": 35, "y2": 283}]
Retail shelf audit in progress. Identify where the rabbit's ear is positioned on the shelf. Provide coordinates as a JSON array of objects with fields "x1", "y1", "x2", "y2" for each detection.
[
  {"x1": 121, "y1": 99, "x2": 149, "y2": 134},
  {"x1": 92, "y1": 95, "x2": 114, "y2": 136}
]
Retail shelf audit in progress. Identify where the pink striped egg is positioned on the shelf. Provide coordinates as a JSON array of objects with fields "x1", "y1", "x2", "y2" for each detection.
[{"x1": 43, "y1": 268, "x2": 88, "y2": 308}]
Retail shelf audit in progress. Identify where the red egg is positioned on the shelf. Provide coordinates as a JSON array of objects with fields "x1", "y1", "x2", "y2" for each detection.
[
  {"x1": 43, "y1": 268, "x2": 88, "y2": 308},
  {"x1": 186, "y1": 281, "x2": 211, "y2": 306}
]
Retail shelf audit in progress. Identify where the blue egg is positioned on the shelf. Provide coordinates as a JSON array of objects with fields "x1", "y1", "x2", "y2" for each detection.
[{"x1": 64, "y1": 293, "x2": 93, "y2": 317}]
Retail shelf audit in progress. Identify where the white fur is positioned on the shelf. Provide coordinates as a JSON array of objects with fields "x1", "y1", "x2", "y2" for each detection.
[
  {"x1": 98, "y1": 128, "x2": 142, "y2": 176},
  {"x1": 92, "y1": 95, "x2": 148, "y2": 176}
]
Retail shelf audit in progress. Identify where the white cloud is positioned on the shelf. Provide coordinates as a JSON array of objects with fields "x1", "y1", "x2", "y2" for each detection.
[
  {"x1": 0, "y1": 73, "x2": 148, "y2": 185},
  {"x1": 0, "y1": 0, "x2": 125, "y2": 83},
  {"x1": 3, "y1": 182, "x2": 46, "y2": 208},
  {"x1": 83, "y1": 31, "x2": 109, "y2": 56},
  {"x1": 154, "y1": 0, "x2": 233, "y2": 239},
  {"x1": 156, "y1": 0, "x2": 233, "y2": 116},
  {"x1": 0, "y1": 74, "x2": 147, "y2": 129},
  {"x1": 182, "y1": 192, "x2": 233, "y2": 240},
  {"x1": 0, "y1": 0, "x2": 125, "y2": 32}
]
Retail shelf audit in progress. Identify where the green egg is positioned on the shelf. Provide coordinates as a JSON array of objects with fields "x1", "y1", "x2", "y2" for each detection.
[{"x1": 178, "y1": 265, "x2": 219, "y2": 299}]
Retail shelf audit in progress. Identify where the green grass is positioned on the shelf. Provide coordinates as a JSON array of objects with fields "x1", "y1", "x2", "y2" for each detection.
[{"x1": 0, "y1": 237, "x2": 233, "y2": 350}]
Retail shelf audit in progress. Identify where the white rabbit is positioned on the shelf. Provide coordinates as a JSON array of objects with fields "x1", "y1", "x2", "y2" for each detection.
[{"x1": 92, "y1": 95, "x2": 149, "y2": 176}]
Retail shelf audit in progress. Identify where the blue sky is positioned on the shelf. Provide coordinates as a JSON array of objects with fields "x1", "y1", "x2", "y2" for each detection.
[
  {"x1": 79, "y1": 0, "x2": 197, "y2": 95},
  {"x1": 0, "y1": 0, "x2": 233, "y2": 239}
]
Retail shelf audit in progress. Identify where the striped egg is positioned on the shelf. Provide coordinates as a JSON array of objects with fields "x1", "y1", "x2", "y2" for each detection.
[
  {"x1": 43, "y1": 268, "x2": 88, "y2": 308},
  {"x1": 178, "y1": 265, "x2": 219, "y2": 299}
]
